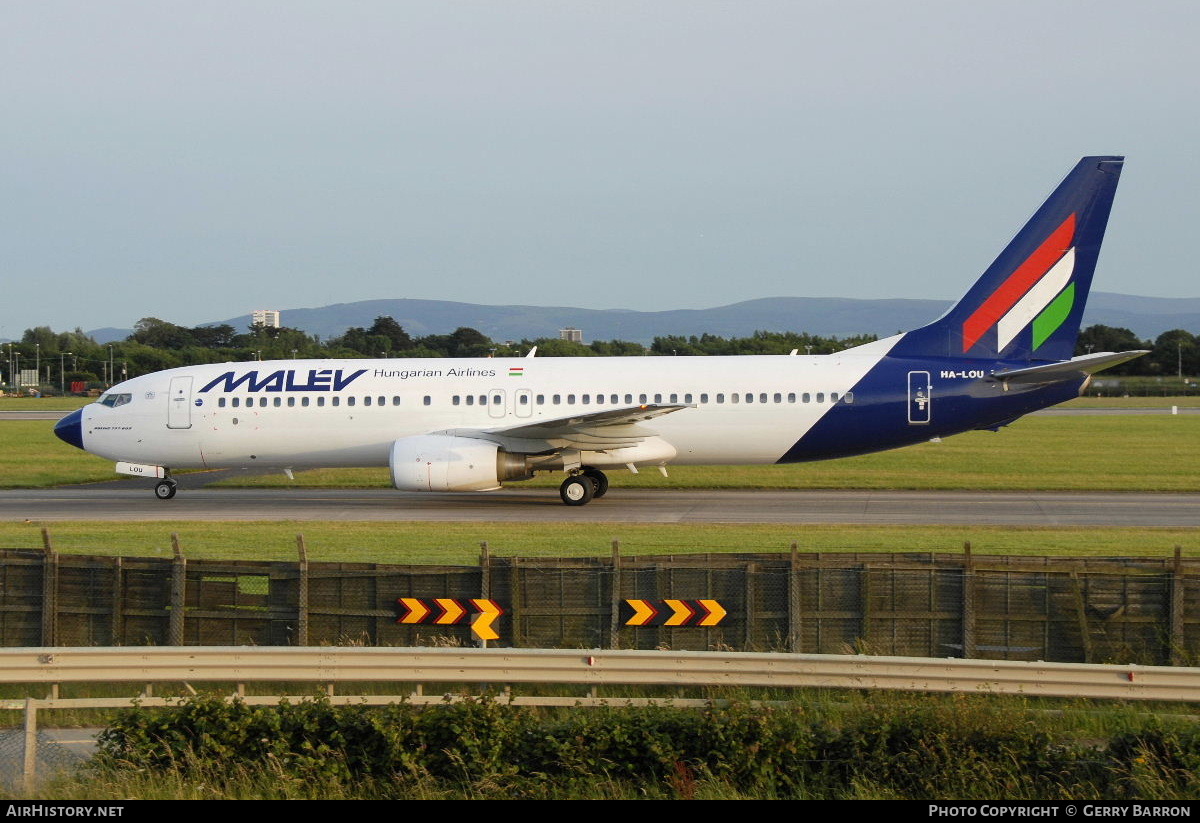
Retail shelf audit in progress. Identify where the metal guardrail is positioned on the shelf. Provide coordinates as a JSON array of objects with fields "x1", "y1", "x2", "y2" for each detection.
[
  {"x1": 5, "y1": 646, "x2": 1200, "y2": 704},
  {"x1": 5, "y1": 646, "x2": 1200, "y2": 793}
]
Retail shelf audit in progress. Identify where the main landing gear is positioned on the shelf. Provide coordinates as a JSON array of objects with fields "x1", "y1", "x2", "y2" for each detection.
[
  {"x1": 559, "y1": 467, "x2": 609, "y2": 506},
  {"x1": 154, "y1": 476, "x2": 178, "y2": 500}
]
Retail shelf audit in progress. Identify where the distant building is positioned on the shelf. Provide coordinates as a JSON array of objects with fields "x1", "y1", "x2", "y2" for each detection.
[
  {"x1": 559, "y1": 327, "x2": 583, "y2": 343},
  {"x1": 252, "y1": 309, "x2": 281, "y2": 328}
]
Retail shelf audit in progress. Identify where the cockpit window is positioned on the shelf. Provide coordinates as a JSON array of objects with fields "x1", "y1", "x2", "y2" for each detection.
[{"x1": 97, "y1": 393, "x2": 132, "y2": 408}]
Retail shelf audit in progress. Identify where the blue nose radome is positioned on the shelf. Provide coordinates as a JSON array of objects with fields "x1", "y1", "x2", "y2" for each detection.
[{"x1": 54, "y1": 408, "x2": 85, "y2": 450}]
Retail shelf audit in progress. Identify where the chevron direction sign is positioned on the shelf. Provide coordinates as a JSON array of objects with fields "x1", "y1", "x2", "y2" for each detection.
[
  {"x1": 621, "y1": 599, "x2": 727, "y2": 627},
  {"x1": 394, "y1": 598, "x2": 504, "y2": 641}
]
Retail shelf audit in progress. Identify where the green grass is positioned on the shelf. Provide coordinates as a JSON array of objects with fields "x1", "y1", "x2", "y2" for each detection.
[
  {"x1": 0, "y1": 421, "x2": 125, "y2": 487},
  {"x1": 2, "y1": 520, "x2": 1195, "y2": 563},
  {"x1": 0, "y1": 396, "x2": 91, "y2": 410},
  {"x1": 1064, "y1": 395, "x2": 1200, "y2": 408}
]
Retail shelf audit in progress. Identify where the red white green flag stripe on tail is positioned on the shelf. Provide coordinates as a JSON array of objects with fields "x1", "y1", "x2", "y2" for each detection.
[
  {"x1": 508, "y1": 367, "x2": 524, "y2": 377},
  {"x1": 960, "y1": 213, "x2": 1078, "y2": 354}
]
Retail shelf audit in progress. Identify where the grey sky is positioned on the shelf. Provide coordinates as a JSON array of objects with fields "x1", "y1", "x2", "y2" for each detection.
[{"x1": 2, "y1": 1, "x2": 1196, "y2": 339}]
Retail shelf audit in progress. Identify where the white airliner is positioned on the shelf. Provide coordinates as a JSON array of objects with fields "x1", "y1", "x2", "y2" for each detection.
[{"x1": 56, "y1": 157, "x2": 1144, "y2": 505}]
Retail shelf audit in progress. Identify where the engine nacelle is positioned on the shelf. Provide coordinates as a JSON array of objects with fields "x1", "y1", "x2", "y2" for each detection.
[{"x1": 389, "y1": 434, "x2": 530, "y2": 492}]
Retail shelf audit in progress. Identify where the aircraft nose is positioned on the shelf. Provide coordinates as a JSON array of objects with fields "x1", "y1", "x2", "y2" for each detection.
[{"x1": 54, "y1": 408, "x2": 85, "y2": 450}]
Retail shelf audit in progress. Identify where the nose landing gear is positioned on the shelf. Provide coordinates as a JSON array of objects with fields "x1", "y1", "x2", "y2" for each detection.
[{"x1": 154, "y1": 476, "x2": 178, "y2": 500}]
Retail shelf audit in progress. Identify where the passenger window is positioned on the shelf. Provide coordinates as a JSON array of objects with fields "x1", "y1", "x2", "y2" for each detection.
[
  {"x1": 347, "y1": 397, "x2": 356, "y2": 407},
  {"x1": 302, "y1": 397, "x2": 310, "y2": 407},
  {"x1": 259, "y1": 397, "x2": 268, "y2": 407},
  {"x1": 365, "y1": 396, "x2": 372, "y2": 407},
  {"x1": 392, "y1": 396, "x2": 401, "y2": 406},
  {"x1": 716, "y1": 394, "x2": 724, "y2": 404},
  {"x1": 830, "y1": 392, "x2": 839, "y2": 403},
  {"x1": 802, "y1": 393, "x2": 811, "y2": 403},
  {"x1": 669, "y1": 393, "x2": 678, "y2": 403},
  {"x1": 465, "y1": 395, "x2": 473, "y2": 405},
  {"x1": 610, "y1": 394, "x2": 618, "y2": 404},
  {"x1": 639, "y1": 394, "x2": 647, "y2": 404},
  {"x1": 788, "y1": 393, "x2": 796, "y2": 403},
  {"x1": 536, "y1": 394, "x2": 545, "y2": 404},
  {"x1": 317, "y1": 397, "x2": 325, "y2": 407},
  {"x1": 453, "y1": 396, "x2": 461, "y2": 406},
  {"x1": 218, "y1": 398, "x2": 227, "y2": 408},
  {"x1": 519, "y1": 394, "x2": 529, "y2": 405},
  {"x1": 287, "y1": 397, "x2": 296, "y2": 407},
  {"x1": 745, "y1": 394, "x2": 753, "y2": 404},
  {"x1": 378, "y1": 396, "x2": 385, "y2": 406},
  {"x1": 232, "y1": 398, "x2": 240, "y2": 408},
  {"x1": 844, "y1": 392, "x2": 854, "y2": 404},
  {"x1": 654, "y1": 394, "x2": 662, "y2": 403},
  {"x1": 332, "y1": 397, "x2": 340, "y2": 407},
  {"x1": 731, "y1": 394, "x2": 739, "y2": 404},
  {"x1": 760, "y1": 393, "x2": 768, "y2": 403},
  {"x1": 567, "y1": 394, "x2": 576, "y2": 404},
  {"x1": 273, "y1": 397, "x2": 282, "y2": 407},
  {"x1": 424, "y1": 396, "x2": 431, "y2": 406},
  {"x1": 773, "y1": 393, "x2": 782, "y2": 403},
  {"x1": 699, "y1": 393, "x2": 708, "y2": 403},
  {"x1": 553, "y1": 395, "x2": 561, "y2": 405},
  {"x1": 582, "y1": 394, "x2": 590, "y2": 405},
  {"x1": 816, "y1": 392, "x2": 825, "y2": 403},
  {"x1": 624, "y1": 394, "x2": 633, "y2": 404}
]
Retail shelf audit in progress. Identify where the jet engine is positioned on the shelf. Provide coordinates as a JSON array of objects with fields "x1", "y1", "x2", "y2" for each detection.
[{"x1": 389, "y1": 434, "x2": 533, "y2": 492}]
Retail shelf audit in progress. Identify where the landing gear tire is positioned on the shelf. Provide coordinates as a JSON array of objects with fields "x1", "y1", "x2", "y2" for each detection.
[
  {"x1": 559, "y1": 475, "x2": 595, "y2": 506},
  {"x1": 154, "y1": 480, "x2": 178, "y2": 500},
  {"x1": 581, "y1": 467, "x2": 609, "y2": 498}
]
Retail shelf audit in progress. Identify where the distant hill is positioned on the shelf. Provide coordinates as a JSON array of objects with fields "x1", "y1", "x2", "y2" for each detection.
[
  {"x1": 87, "y1": 292, "x2": 1200, "y2": 345},
  {"x1": 85, "y1": 327, "x2": 138, "y2": 345},
  {"x1": 210, "y1": 297, "x2": 951, "y2": 344}
]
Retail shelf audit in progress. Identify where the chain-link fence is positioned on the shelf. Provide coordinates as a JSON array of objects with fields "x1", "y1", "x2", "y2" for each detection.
[
  {"x1": 0, "y1": 727, "x2": 89, "y2": 793},
  {"x1": 1, "y1": 545, "x2": 1196, "y2": 665}
]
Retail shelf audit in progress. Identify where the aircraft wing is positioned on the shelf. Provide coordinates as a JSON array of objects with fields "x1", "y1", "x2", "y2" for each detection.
[
  {"x1": 439, "y1": 404, "x2": 691, "y2": 452},
  {"x1": 990, "y1": 350, "x2": 1149, "y2": 384}
]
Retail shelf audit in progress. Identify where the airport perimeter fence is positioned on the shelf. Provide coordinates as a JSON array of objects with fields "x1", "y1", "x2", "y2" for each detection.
[{"x1": 0, "y1": 538, "x2": 1197, "y2": 666}]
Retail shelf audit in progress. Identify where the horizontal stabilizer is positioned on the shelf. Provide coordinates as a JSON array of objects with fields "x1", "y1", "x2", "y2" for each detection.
[{"x1": 990, "y1": 350, "x2": 1148, "y2": 384}]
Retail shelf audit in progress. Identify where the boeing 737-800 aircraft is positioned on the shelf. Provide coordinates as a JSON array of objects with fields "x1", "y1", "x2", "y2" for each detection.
[{"x1": 55, "y1": 157, "x2": 1143, "y2": 505}]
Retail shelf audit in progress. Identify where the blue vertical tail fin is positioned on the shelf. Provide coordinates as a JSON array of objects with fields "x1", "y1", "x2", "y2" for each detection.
[{"x1": 890, "y1": 156, "x2": 1123, "y2": 362}]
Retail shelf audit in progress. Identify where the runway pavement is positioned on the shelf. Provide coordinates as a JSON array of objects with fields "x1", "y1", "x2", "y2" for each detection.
[{"x1": 3, "y1": 485, "x2": 1198, "y2": 527}]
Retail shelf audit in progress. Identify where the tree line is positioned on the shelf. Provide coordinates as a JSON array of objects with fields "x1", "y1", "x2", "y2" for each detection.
[{"x1": 3, "y1": 315, "x2": 1196, "y2": 390}]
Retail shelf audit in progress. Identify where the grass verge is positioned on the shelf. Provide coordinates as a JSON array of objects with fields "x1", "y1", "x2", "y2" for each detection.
[
  {"x1": 1, "y1": 520, "x2": 1194, "y2": 563},
  {"x1": 0, "y1": 397, "x2": 91, "y2": 410},
  {"x1": 0, "y1": 421, "x2": 121, "y2": 487}
]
